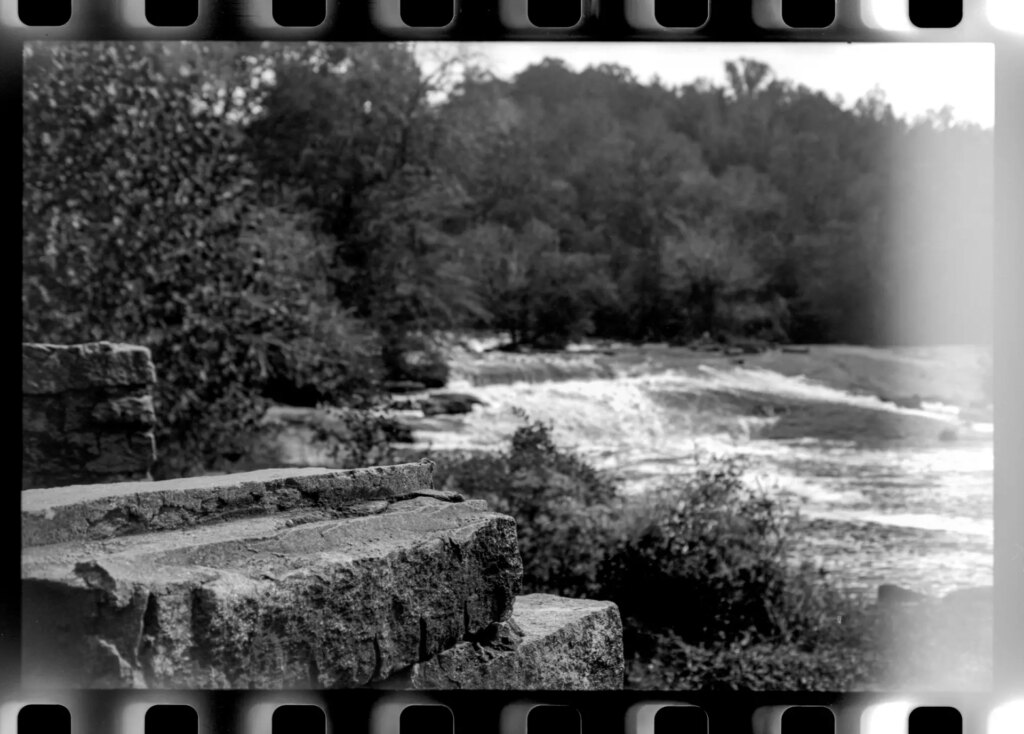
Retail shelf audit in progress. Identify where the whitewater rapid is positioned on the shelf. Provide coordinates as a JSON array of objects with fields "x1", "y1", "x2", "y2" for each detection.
[{"x1": 400, "y1": 352, "x2": 993, "y2": 596}]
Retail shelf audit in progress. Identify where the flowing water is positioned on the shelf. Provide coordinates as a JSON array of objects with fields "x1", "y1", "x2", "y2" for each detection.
[{"x1": 400, "y1": 343, "x2": 993, "y2": 598}]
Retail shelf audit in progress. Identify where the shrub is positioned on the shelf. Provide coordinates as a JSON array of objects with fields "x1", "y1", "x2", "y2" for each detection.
[
  {"x1": 626, "y1": 631, "x2": 879, "y2": 691},
  {"x1": 436, "y1": 416, "x2": 880, "y2": 689},
  {"x1": 435, "y1": 416, "x2": 618, "y2": 597},
  {"x1": 603, "y1": 461, "x2": 794, "y2": 642}
]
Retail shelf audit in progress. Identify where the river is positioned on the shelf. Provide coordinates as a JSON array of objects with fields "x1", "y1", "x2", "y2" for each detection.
[{"x1": 398, "y1": 342, "x2": 993, "y2": 598}]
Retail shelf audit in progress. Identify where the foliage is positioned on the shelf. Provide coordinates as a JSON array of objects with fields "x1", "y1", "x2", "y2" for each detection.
[
  {"x1": 435, "y1": 415, "x2": 618, "y2": 596},
  {"x1": 441, "y1": 56, "x2": 988, "y2": 346},
  {"x1": 22, "y1": 43, "x2": 382, "y2": 476},
  {"x1": 626, "y1": 631, "x2": 879, "y2": 691},
  {"x1": 462, "y1": 221, "x2": 619, "y2": 348},
  {"x1": 438, "y1": 418, "x2": 881, "y2": 689},
  {"x1": 307, "y1": 407, "x2": 402, "y2": 469},
  {"x1": 23, "y1": 41, "x2": 992, "y2": 476},
  {"x1": 246, "y1": 44, "x2": 485, "y2": 372}
]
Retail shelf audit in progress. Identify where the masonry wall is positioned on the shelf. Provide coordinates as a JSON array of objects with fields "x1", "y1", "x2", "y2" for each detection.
[
  {"x1": 22, "y1": 342, "x2": 157, "y2": 489},
  {"x1": 20, "y1": 342, "x2": 625, "y2": 689},
  {"x1": 21, "y1": 464, "x2": 623, "y2": 689}
]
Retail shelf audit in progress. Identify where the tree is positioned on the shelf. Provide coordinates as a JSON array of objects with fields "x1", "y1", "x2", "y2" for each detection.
[
  {"x1": 661, "y1": 221, "x2": 767, "y2": 339},
  {"x1": 22, "y1": 42, "x2": 381, "y2": 476},
  {"x1": 462, "y1": 220, "x2": 617, "y2": 349},
  {"x1": 246, "y1": 43, "x2": 487, "y2": 376}
]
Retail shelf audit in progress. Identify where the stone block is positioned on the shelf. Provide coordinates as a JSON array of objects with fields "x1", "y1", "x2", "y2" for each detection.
[
  {"x1": 23, "y1": 342, "x2": 156, "y2": 395},
  {"x1": 84, "y1": 432, "x2": 157, "y2": 474},
  {"x1": 22, "y1": 462, "x2": 438, "y2": 546},
  {"x1": 401, "y1": 593, "x2": 624, "y2": 690},
  {"x1": 22, "y1": 395, "x2": 64, "y2": 433},
  {"x1": 22, "y1": 432, "x2": 106, "y2": 490},
  {"x1": 22, "y1": 495, "x2": 522, "y2": 689},
  {"x1": 23, "y1": 429, "x2": 155, "y2": 488},
  {"x1": 52, "y1": 391, "x2": 155, "y2": 431}
]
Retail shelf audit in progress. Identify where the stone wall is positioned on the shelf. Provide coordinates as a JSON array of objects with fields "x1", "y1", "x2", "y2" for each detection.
[
  {"x1": 22, "y1": 342, "x2": 157, "y2": 489},
  {"x1": 22, "y1": 463, "x2": 624, "y2": 690},
  {"x1": 21, "y1": 342, "x2": 624, "y2": 690}
]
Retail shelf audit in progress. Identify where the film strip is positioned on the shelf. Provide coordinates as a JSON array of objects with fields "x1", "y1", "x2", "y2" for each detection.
[
  {"x1": 0, "y1": 0, "x2": 1021, "y2": 37},
  {"x1": 3, "y1": 1, "x2": 1023, "y2": 733}
]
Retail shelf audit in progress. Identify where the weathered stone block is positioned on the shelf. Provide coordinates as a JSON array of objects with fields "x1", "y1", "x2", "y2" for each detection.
[
  {"x1": 22, "y1": 496, "x2": 523, "y2": 689},
  {"x1": 23, "y1": 342, "x2": 156, "y2": 394},
  {"x1": 22, "y1": 395, "x2": 64, "y2": 433},
  {"x1": 84, "y1": 432, "x2": 157, "y2": 473},
  {"x1": 23, "y1": 342, "x2": 158, "y2": 489},
  {"x1": 43, "y1": 391, "x2": 156, "y2": 432},
  {"x1": 23, "y1": 430, "x2": 155, "y2": 490},
  {"x1": 23, "y1": 433, "x2": 105, "y2": 490},
  {"x1": 401, "y1": 594, "x2": 624, "y2": 690},
  {"x1": 22, "y1": 463, "x2": 438, "y2": 546},
  {"x1": 89, "y1": 395, "x2": 156, "y2": 427}
]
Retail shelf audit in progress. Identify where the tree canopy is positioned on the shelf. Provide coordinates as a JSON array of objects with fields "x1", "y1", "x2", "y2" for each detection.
[{"x1": 23, "y1": 42, "x2": 992, "y2": 473}]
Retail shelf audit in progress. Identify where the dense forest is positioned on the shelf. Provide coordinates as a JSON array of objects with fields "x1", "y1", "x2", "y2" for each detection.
[{"x1": 23, "y1": 41, "x2": 992, "y2": 472}]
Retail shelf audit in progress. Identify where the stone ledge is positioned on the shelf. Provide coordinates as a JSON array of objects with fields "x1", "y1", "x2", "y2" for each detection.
[
  {"x1": 22, "y1": 496, "x2": 523, "y2": 689},
  {"x1": 22, "y1": 462, "x2": 438, "y2": 546},
  {"x1": 400, "y1": 593, "x2": 624, "y2": 690},
  {"x1": 23, "y1": 342, "x2": 156, "y2": 395}
]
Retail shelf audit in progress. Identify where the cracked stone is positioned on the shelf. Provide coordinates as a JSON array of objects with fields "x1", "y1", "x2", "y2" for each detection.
[
  {"x1": 22, "y1": 497, "x2": 522, "y2": 689},
  {"x1": 22, "y1": 463, "x2": 439, "y2": 546},
  {"x1": 395, "y1": 594, "x2": 625, "y2": 690},
  {"x1": 23, "y1": 342, "x2": 156, "y2": 395}
]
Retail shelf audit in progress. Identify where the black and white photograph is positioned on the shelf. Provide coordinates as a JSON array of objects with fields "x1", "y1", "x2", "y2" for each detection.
[{"x1": 21, "y1": 40, "x2": 993, "y2": 692}]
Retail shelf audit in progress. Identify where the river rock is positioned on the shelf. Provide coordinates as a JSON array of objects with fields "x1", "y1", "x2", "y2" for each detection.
[
  {"x1": 420, "y1": 393, "x2": 485, "y2": 417},
  {"x1": 877, "y1": 584, "x2": 931, "y2": 606},
  {"x1": 880, "y1": 394, "x2": 925, "y2": 410},
  {"x1": 390, "y1": 346, "x2": 449, "y2": 389},
  {"x1": 385, "y1": 381, "x2": 428, "y2": 394}
]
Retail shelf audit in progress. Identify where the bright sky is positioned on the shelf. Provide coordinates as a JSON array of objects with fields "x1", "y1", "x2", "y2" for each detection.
[{"x1": 445, "y1": 42, "x2": 994, "y2": 128}]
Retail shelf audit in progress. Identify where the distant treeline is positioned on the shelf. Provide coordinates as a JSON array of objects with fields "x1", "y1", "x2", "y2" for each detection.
[{"x1": 22, "y1": 42, "x2": 992, "y2": 472}]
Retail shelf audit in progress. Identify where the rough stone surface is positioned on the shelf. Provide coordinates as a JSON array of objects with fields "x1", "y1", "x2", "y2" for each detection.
[
  {"x1": 398, "y1": 593, "x2": 624, "y2": 690},
  {"x1": 21, "y1": 341, "x2": 626, "y2": 692},
  {"x1": 23, "y1": 342, "x2": 157, "y2": 394},
  {"x1": 22, "y1": 462, "x2": 439, "y2": 546},
  {"x1": 23, "y1": 342, "x2": 157, "y2": 489},
  {"x1": 22, "y1": 496, "x2": 522, "y2": 689},
  {"x1": 89, "y1": 395, "x2": 156, "y2": 427}
]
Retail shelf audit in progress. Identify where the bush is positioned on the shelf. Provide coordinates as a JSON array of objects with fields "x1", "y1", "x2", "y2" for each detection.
[
  {"x1": 438, "y1": 418, "x2": 853, "y2": 641},
  {"x1": 436, "y1": 416, "x2": 880, "y2": 689},
  {"x1": 435, "y1": 415, "x2": 618, "y2": 597},
  {"x1": 603, "y1": 462, "x2": 794, "y2": 642},
  {"x1": 626, "y1": 632, "x2": 879, "y2": 691}
]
